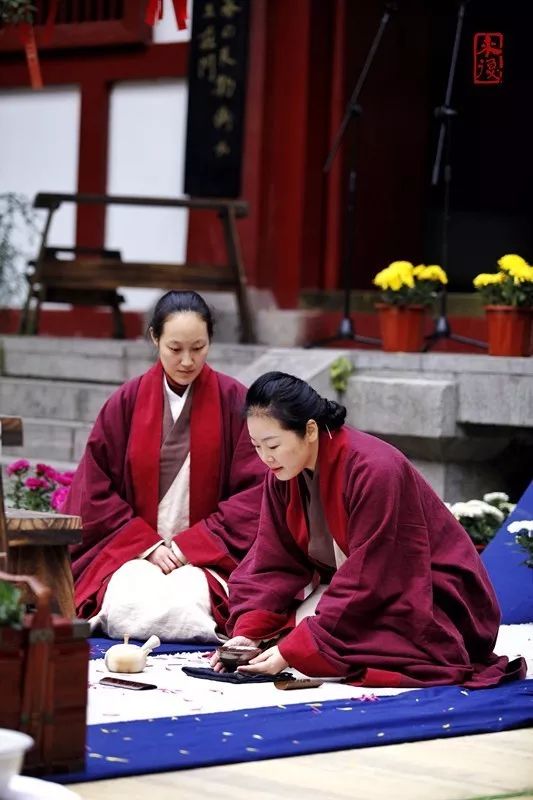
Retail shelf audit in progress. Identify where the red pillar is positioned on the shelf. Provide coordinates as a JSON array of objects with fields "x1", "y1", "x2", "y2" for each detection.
[
  {"x1": 76, "y1": 81, "x2": 110, "y2": 248},
  {"x1": 323, "y1": 0, "x2": 346, "y2": 290},
  {"x1": 255, "y1": 0, "x2": 312, "y2": 307},
  {"x1": 237, "y1": 0, "x2": 267, "y2": 287}
]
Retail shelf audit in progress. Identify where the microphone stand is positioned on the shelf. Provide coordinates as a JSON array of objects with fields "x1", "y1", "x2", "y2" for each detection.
[
  {"x1": 424, "y1": 0, "x2": 486, "y2": 351},
  {"x1": 306, "y1": 3, "x2": 398, "y2": 348}
]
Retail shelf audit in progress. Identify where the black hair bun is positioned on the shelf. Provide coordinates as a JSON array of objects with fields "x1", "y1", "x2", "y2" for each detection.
[{"x1": 322, "y1": 399, "x2": 346, "y2": 430}]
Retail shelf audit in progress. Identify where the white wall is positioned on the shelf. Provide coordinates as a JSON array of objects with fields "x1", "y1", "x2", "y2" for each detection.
[
  {"x1": 0, "y1": 4, "x2": 192, "y2": 312},
  {"x1": 105, "y1": 78, "x2": 190, "y2": 310},
  {"x1": 0, "y1": 86, "x2": 81, "y2": 304}
]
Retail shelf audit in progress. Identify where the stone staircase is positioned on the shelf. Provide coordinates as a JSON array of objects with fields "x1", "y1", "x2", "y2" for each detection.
[
  {"x1": 0, "y1": 336, "x2": 343, "y2": 468},
  {"x1": 1, "y1": 335, "x2": 532, "y2": 500}
]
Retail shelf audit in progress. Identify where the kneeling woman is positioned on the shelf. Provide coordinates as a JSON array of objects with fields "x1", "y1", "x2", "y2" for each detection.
[
  {"x1": 216, "y1": 371, "x2": 525, "y2": 687},
  {"x1": 63, "y1": 291, "x2": 266, "y2": 642}
]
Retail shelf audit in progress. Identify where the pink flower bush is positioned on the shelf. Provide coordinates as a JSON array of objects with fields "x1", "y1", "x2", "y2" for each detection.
[
  {"x1": 50, "y1": 486, "x2": 69, "y2": 511},
  {"x1": 35, "y1": 463, "x2": 59, "y2": 480},
  {"x1": 24, "y1": 477, "x2": 48, "y2": 490},
  {"x1": 6, "y1": 459, "x2": 30, "y2": 476},
  {"x1": 55, "y1": 471, "x2": 74, "y2": 487},
  {"x1": 6, "y1": 460, "x2": 72, "y2": 513}
]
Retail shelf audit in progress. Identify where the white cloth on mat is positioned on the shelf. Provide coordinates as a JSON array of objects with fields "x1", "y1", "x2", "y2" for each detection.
[{"x1": 90, "y1": 560, "x2": 222, "y2": 642}]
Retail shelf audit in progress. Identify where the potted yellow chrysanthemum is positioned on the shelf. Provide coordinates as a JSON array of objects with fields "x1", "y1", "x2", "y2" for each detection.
[
  {"x1": 473, "y1": 254, "x2": 533, "y2": 356},
  {"x1": 373, "y1": 261, "x2": 448, "y2": 352}
]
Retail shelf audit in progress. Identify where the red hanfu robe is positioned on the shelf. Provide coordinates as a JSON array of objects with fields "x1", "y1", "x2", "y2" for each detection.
[
  {"x1": 64, "y1": 362, "x2": 266, "y2": 629},
  {"x1": 228, "y1": 427, "x2": 527, "y2": 688}
]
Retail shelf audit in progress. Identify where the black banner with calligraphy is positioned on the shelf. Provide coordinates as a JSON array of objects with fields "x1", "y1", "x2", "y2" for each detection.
[{"x1": 184, "y1": 0, "x2": 250, "y2": 198}]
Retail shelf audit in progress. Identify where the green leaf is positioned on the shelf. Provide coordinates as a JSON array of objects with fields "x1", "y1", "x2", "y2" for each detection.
[
  {"x1": 0, "y1": 580, "x2": 24, "y2": 627},
  {"x1": 329, "y1": 357, "x2": 355, "y2": 394}
]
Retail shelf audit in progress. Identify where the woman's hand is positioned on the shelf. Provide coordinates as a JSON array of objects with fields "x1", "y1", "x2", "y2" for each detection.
[
  {"x1": 238, "y1": 645, "x2": 288, "y2": 675},
  {"x1": 210, "y1": 636, "x2": 260, "y2": 672},
  {"x1": 146, "y1": 544, "x2": 183, "y2": 574}
]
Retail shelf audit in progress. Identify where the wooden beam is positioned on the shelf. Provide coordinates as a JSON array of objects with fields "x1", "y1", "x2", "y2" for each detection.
[{"x1": 0, "y1": 42, "x2": 189, "y2": 87}]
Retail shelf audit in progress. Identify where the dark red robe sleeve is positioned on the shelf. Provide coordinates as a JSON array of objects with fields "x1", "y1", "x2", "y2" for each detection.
[{"x1": 229, "y1": 474, "x2": 316, "y2": 639}]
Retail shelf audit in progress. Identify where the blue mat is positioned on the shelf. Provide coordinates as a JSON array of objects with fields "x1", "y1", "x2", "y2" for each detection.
[
  {"x1": 74, "y1": 509, "x2": 533, "y2": 789},
  {"x1": 482, "y1": 480, "x2": 533, "y2": 624},
  {"x1": 90, "y1": 638, "x2": 214, "y2": 660},
  {"x1": 54, "y1": 680, "x2": 533, "y2": 784}
]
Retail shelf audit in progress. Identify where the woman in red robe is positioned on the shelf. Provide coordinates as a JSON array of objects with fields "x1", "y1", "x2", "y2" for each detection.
[
  {"x1": 63, "y1": 291, "x2": 266, "y2": 641},
  {"x1": 214, "y1": 371, "x2": 526, "y2": 687}
]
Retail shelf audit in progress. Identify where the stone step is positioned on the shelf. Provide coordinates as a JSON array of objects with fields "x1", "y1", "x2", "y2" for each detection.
[
  {"x1": 0, "y1": 336, "x2": 268, "y2": 384},
  {"x1": 0, "y1": 377, "x2": 115, "y2": 423},
  {"x1": 1, "y1": 416, "x2": 91, "y2": 466},
  {"x1": 1, "y1": 336, "x2": 532, "y2": 504},
  {"x1": 1, "y1": 336, "x2": 131, "y2": 384}
]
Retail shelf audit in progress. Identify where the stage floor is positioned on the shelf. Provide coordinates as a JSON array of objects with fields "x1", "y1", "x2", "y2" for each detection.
[{"x1": 69, "y1": 727, "x2": 533, "y2": 800}]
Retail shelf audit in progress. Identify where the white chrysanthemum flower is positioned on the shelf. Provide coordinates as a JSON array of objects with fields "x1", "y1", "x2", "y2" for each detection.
[
  {"x1": 451, "y1": 502, "x2": 484, "y2": 519},
  {"x1": 500, "y1": 502, "x2": 516, "y2": 514},
  {"x1": 483, "y1": 491, "x2": 509, "y2": 503},
  {"x1": 464, "y1": 500, "x2": 505, "y2": 521},
  {"x1": 481, "y1": 505, "x2": 504, "y2": 521},
  {"x1": 507, "y1": 519, "x2": 533, "y2": 534}
]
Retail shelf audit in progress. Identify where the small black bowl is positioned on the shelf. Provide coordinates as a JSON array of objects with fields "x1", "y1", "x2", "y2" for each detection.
[{"x1": 217, "y1": 645, "x2": 261, "y2": 672}]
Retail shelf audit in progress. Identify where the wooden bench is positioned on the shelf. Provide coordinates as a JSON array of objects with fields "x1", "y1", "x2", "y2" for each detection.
[
  {"x1": 0, "y1": 416, "x2": 82, "y2": 617},
  {"x1": 20, "y1": 192, "x2": 255, "y2": 341}
]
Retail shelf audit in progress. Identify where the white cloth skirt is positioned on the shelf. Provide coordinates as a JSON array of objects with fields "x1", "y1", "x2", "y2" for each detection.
[{"x1": 89, "y1": 560, "x2": 222, "y2": 643}]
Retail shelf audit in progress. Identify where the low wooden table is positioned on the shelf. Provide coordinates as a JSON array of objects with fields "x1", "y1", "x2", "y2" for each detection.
[{"x1": 6, "y1": 509, "x2": 82, "y2": 618}]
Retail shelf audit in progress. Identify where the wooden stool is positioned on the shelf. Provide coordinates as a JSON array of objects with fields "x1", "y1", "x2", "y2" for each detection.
[
  {"x1": 6, "y1": 509, "x2": 82, "y2": 618},
  {"x1": 0, "y1": 416, "x2": 82, "y2": 617}
]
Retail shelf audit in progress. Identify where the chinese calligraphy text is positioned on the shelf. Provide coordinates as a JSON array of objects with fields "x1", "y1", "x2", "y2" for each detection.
[
  {"x1": 473, "y1": 33, "x2": 504, "y2": 85},
  {"x1": 185, "y1": 0, "x2": 250, "y2": 197}
]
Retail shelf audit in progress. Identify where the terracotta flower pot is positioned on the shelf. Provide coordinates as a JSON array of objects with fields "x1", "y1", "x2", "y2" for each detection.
[
  {"x1": 485, "y1": 305, "x2": 532, "y2": 357},
  {"x1": 376, "y1": 303, "x2": 426, "y2": 352}
]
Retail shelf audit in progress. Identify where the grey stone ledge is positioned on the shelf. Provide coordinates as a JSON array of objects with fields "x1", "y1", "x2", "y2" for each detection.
[
  {"x1": 458, "y1": 373, "x2": 533, "y2": 427},
  {"x1": 344, "y1": 375, "x2": 458, "y2": 438},
  {"x1": 1, "y1": 334, "x2": 129, "y2": 356},
  {"x1": 0, "y1": 377, "x2": 115, "y2": 422}
]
